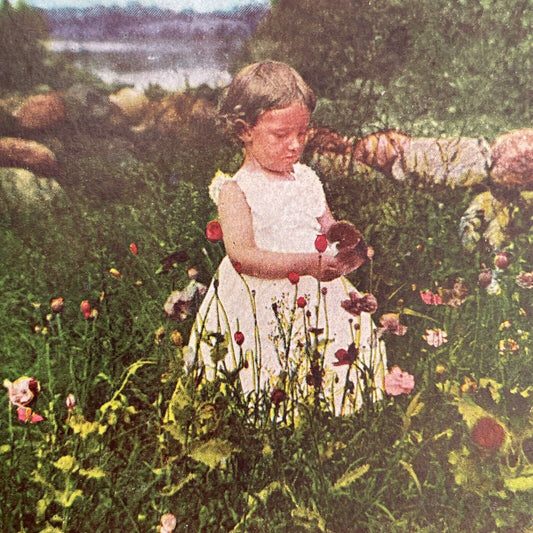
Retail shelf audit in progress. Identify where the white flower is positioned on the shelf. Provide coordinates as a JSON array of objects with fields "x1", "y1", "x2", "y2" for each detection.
[{"x1": 208, "y1": 170, "x2": 232, "y2": 205}]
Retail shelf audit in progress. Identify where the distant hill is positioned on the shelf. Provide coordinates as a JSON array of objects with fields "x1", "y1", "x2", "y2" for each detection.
[{"x1": 38, "y1": 3, "x2": 269, "y2": 41}]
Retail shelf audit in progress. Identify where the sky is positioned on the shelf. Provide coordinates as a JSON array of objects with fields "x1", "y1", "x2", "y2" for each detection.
[{"x1": 27, "y1": 0, "x2": 270, "y2": 13}]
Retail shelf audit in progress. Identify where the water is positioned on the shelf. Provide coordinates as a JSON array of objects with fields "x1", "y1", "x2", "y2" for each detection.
[{"x1": 47, "y1": 38, "x2": 234, "y2": 91}]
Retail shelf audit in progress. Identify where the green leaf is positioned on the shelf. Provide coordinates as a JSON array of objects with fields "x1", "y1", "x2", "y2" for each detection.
[
  {"x1": 333, "y1": 463, "x2": 370, "y2": 491},
  {"x1": 189, "y1": 438, "x2": 235, "y2": 469}
]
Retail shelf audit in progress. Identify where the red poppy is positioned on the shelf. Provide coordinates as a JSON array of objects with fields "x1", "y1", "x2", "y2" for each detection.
[
  {"x1": 288, "y1": 271, "x2": 300, "y2": 284},
  {"x1": 315, "y1": 234, "x2": 328, "y2": 253},
  {"x1": 419, "y1": 289, "x2": 442, "y2": 305},
  {"x1": 494, "y1": 252, "x2": 511, "y2": 270},
  {"x1": 297, "y1": 296, "x2": 307, "y2": 308},
  {"x1": 234, "y1": 331, "x2": 245, "y2": 346},
  {"x1": 80, "y1": 300, "x2": 91, "y2": 319},
  {"x1": 271, "y1": 389, "x2": 286, "y2": 405},
  {"x1": 205, "y1": 221, "x2": 223, "y2": 243},
  {"x1": 129, "y1": 243, "x2": 138, "y2": 255},
  {"x1": 17, "y1": 407, "x2": 44, "y2": 423},
  {"x1": 471, "y1": 417, "x2": 505, "y2": 450},
  {"x1": 333, "y1": 343, "x2": 358, "y2": 366}
]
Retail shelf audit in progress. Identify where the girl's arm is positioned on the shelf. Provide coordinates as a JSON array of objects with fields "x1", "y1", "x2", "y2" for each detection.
[{"x1": 218, "y1": 181, "x2": 342, "y2": 281}]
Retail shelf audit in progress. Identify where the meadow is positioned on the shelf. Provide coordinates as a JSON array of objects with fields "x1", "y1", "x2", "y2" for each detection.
[{"x1": 2, "y1": 105, "x2": 533, "y2": 532}]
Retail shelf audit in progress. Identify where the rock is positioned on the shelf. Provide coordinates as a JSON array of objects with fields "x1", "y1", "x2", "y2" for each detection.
[
  {"x1": 0, "y1": 137, "x2": 59, "y2": 177},
  {"x1": 14, "y1": 92, "x2": 66, "y2": 131},
  {"x1": 132, "y1": 93, "x2": 194, "y2": 135},
  {"x1": 353, "y1": 130, "x2": 410, "y2": 176},
  {"x1": 109, "y1": 87, "x2": 149, "y2": 124},
  {"x1": 491, "y1": 129, "x2": 533, "y2": 189},
  {"x1": 65, "y1": 84, "x2": 113, "y2": 122},
  {"x1": 0, "y1": 168, "x2": 62, "y2": 203},
  {"x1": 391, "y1": 137, "x2": 491, "y2": 187}
]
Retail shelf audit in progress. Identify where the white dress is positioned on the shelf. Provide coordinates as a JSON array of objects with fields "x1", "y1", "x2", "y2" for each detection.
[{"x1": 186, "y1": 163, "x2": 386, "y2": 415}]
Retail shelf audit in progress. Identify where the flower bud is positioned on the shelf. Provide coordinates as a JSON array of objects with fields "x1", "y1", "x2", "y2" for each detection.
[
  {"x1": 80, "y1": 300, "x2": 91, "y2": 319},
  {"x1": 66, "y1": 393, "x2": 76, "y2": 411},
  {"x1": 314, "y1": 234, "x2": 328, "y2": 253},
  {"x1": 50, "y1": 296, "x2": 65, "y2": 313},
  {"x1": 129, "y1": 243, "x2": 138, "y2": 255},
  {"x1": 234, "y1": 331, "x2": 245, "y2": 346}
]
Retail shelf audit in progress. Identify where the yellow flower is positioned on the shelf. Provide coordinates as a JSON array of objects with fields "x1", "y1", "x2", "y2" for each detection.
[{"x1": 109, "y1": 268, "x2": 122, "y2": 279}]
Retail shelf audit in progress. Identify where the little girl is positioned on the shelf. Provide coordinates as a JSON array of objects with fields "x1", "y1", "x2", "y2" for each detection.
[{"x1": 185, "y1": 61, "x2": 385, "y2": 415}]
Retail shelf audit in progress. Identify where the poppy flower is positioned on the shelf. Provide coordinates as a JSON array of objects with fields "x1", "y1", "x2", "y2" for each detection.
[
  {"x1": 129, "y1": 243, "x2": 138, "y2": 255},
  {"x1": 325, "y1": 221, "x2": 362, "y2": 249},
  {"x1": 516, "y1": 271, "x2": 533, "y2": 289},
  {"x1": 341, "y1": 292, "x2": 378, "y2": 316},
  {"x1": 66, "y1": 394, "x2": 76, "y2": 411},
  {"x1": 4, "y1": 376, "x2": 40, "y2": 407},
  {"x1": 271, "y1": 389, "x2": 286, "y2": 405},
  {"x1": 206, "y1": 221, "x2": 223, "y2": 243},
  {"x1": 297, "y1": 296, "x2": 307, "y2": 308},
  {"x1": 160, "y1": 513, "x2": 177, "y2": 533},
  {"x1": 384, "y1": 366, "x2": 415, "y2": 396},
  {"x1": 288, "y1": 271, "x2": 300, "y2": 285},
  {"x1": 314, "y1": 234, "x2": 328, "y2": 253},
  {"x1": 333, "y1": 343, "x2": 358, "y2": 366},
  {"x1": 379, "y1": 313, "x2": 407, "y2": 336},
  {"x1": 478, "y1": 268, "x2": 493, "y2": 289},
  {"x1": 50, "y1": 296, "x2": 64, "y2": 313},
  {"x1": 423, "y1": 329, "x2": 448, "y2": 348},
  {"x1": 80, "y1": 300, "x2": 91, "y2": 319},
  {"x1": 471, "y1": 417, "x2": 505, "y2": 451},
  {"x1": 494, "y1": 252, "x2": 511, "y2": 270},
  {"x1": 419, "y1": 289, "x2": 442, "y2": 305},
  {"x1": 17, "y1": 407, "x2": 44, "y2": 423},
  {"x1": 234, "y1": 331, "x2": 245, "y2": 346}
]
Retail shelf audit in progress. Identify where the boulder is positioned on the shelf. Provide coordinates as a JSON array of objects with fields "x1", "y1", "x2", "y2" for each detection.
[
  {"x1": 491, "y1": 129, "x2": 533, "y2": 189},
  {"x1": 132, "y1": 93, "x2": 194, "y2": 135},
  {"x1": 391, "y1": 137, "x2": 491, "y2": 187},
  {"x1": 0, "y1": 168, "x2": 62, "y2": 204},
  {"x1": 0, "y1": 137, "x2": 59, "y2": 177},
  {"x1": 352, "y1": 130, "x2": 410, "y2": 176},
  {"x1": 14, "y1": 92, "x2": 66, "y2": 131},
  {"x1": 65, "y1": 84, "x2": 114, "y2": 122},
  {"x1": 109, "y1": 87, "x2": 149, "y2": 124}
]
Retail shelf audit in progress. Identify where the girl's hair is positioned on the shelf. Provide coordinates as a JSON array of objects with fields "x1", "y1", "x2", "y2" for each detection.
[{"x1": 218, "y1": 61, "x2": 316, "y2": 135}]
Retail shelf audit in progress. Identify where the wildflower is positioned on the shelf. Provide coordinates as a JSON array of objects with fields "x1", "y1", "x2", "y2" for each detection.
[
  {"x1": 494, "y1": 251, "x2": 511, "y2": 270},
  {"x1": 163, "y1": 281, "x2": 207, "y2": 322},
  {"x1": 205, "y1": 220, "x2": 223, "y2": 243},
  {"x1": 4, "y1": 376, "x2": 40, "y2": 407},
  {"x1": 499, "y1": 338, "x2": 519, "y2": 354},
  {"x1": 187, "y1": 266, "x2": 199, "y2": 280},
  {"x1": 516, "y1": 271, "x2": 533, "y2": 289},
  {"x1": 271, "y1": 389, "x2": 286, "y2": 405},
  {"x1": 66, "y1": 394, "x2": 76, "y2": 411},
  {"x1": 460, "y1": 376, "x2": 477, "y2": 395},
  {"x1": 435, "y1": 364, "x2": 447, "y2": 375},
  {"x1": 129, "y1": 243, "x2": 138, "y2": 255},
  {"x1": 50, "y1": 296, "x2": 64, "y2": 313},
  {"x1": 89, "y1": 308, "x2": 98, "y2": 319},
  {"x1": 297, "y1": 296, "x2": 307, "y2": 308},
  {"x1": 439, "y1": 278, "x2": 469, "y2": 307},
  {"x1": 109, "y1": 267, "x2": 122, "y2": 279},
  {"x1": 499, "y1": 319, "x2": 512, "y2": 330},
  {"x1": 333, "y1": 343, "x2": 358, "y2": 366},
  {"x1": 17, "y1": 407, "x2": 44, "y2": 423},
  {"x1": 423, "y1": 329, "x2": 448, "y2": 348},
  {"x1": 155, "y1": 326, "x2": 166, "y2": 346},
  {"x1": 80, "y1": 300, "x2": 91, "y2": 319},
  {"x1": 234, "y1": 331, "x2": 245, "y2": 346},
  {"x1": 170, "y1": 330, "x2": 183, "y2": 347},
  {"x1": 160, "y1": 513, "x2": 177, "y2": 533},
  {"x1": 379, "y1": 313, "x2": 407, "y2": 336},
  {"x1": 341, "y1": 292, "x2": 378, "y2": 316},
  {"x1": 471, "y1": 417, "x2": 505, "y2": 451},
  {"x1": 478, "y1": 269, "x2": 493, "y2": 289},
  {"x1": 288, "y1": 271, "x2": 300, "y2": 285},
  {"x1": 384, "y1": 366, "x2": 415, "y2": 396},
  {"x1": 366, "y1": 246, "x2": 375, "y2": 260},
  {"x1": 419, "y1": 289, "x2": 442, "y2": 305},
  {"x1": 314, "y1": 234, "x2": 328, "y2": 253}
]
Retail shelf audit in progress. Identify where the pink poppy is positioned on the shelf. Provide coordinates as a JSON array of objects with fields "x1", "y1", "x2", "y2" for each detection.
[
  {"x1": 17, "y1": 407, "x2": 44, "y2": 423},
  {"x1": 341, "y1": 292, "x2": 378, "y2": 316},
  {"x1": 419, "y1": 289, "x2": 442, "y2": 305},
  {"x1": 160, "y1": 513, "x2": 177, "y2": 533},
  {"x1": 478, "y1": 269, "x2": 493, "y2": 289},
  {"x1": 494, "y1": 252, "x2": 511, "y2": 270},
  {"x1": 66, "y1": 394, "x2": 76, "y2": 411},
  {"x1": 423, "y1": 329, "x2": 448, "y2": 347},
  {"x1": 384, "y1": 366, "x2": 415, "y2": 396},
  {"x1": 516, "y1": 271, "x2": 533, "y2": 289},
  {"x1": 379, "y1": 313, "x2": 407, "y2": 336},
  {"x1": 205, "y1": 221, "x2": 223, "y2": 243}
]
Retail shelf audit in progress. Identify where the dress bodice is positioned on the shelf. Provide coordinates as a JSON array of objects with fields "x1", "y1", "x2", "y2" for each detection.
[{"x1": 209, "y1": 163, "x2": 326, "y2": 254}]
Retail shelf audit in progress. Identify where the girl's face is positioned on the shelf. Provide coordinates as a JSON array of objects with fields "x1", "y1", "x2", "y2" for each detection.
[{"x1": 238, "y1": 102, "x2": 311, "y2": 176}]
